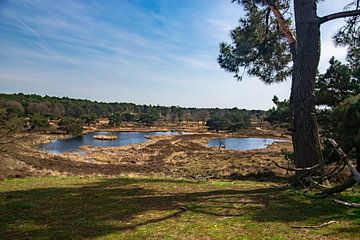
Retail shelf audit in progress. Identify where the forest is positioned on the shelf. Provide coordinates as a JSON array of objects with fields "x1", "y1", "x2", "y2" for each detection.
[{"x1": 0, "y1": 92, "x2": 258, "y2": 133}]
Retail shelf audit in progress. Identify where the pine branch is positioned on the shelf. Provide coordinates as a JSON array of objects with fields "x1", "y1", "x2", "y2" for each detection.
[{"x1": 319, "y1": 10, "x2": 360, "y2": 24}]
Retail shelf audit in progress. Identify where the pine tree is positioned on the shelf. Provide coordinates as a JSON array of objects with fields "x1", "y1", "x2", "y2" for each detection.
[{"x1": 219, "y1": 0, "x2": 360, "y2": 168}]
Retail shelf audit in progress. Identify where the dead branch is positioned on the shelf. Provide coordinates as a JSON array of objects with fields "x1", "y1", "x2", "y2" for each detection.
[
  {"x1": 328, "y1": 138, "x2": 360, "y2": 183},
  {"x1": 318, "y1": 177, "x2": 356, "y2": 196},
  {"x1": 267, "y1": 5, "x2": 296, "y2": 44},
  {"x1": 334, "y1": 199, "x2": 360, "y2": 208},
  {"x1": 272, "y1": 161, "x2": 319, "y2": 171},
  {"x1": 291, "y1": 220, "x2": 338, "y2": 229}
]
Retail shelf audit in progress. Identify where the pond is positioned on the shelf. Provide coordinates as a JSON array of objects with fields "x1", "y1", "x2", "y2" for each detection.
[
  {"x1": 39, "y1": 131, "x2": 182, "y2": 154},
  {"x1": 208, "y1": 137, "x2": 286, "y2": 151}
]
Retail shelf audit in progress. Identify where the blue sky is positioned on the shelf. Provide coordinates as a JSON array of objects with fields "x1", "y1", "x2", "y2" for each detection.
[{"x1": 0, "y1": 0, "x2": 351, "y2": 109}]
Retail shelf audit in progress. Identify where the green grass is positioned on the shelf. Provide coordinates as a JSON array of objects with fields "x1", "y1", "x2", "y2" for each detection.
[{"x1": 0, "y1": 176, "x2": 359, "y2": 239}]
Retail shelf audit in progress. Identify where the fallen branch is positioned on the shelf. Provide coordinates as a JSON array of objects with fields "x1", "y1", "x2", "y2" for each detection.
[
  {"x1": 318, "y1": 176, "x2": 356, "y2": 196},
  {"x1": 328, "y1": 138, "x2": 360, "y2": 183},
  {"x1": 334, "y1": 199, "x2": 360, "y2": 208},
  {"x1": 291, "y1": 220, "x2": 338, "y2": 229},
  {"x1": 272, "y1": 161, "x2": 319, "y2": 171}
]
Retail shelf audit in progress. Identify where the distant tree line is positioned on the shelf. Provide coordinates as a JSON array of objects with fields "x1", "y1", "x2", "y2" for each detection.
[{"x1": 0, "y1": 93, "x2": 263, "y2": 135}]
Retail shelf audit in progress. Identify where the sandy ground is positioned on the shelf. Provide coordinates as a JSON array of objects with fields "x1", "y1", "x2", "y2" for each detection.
[{"x1": 0, "y1": 128, "x2": 293, "y2": 180}]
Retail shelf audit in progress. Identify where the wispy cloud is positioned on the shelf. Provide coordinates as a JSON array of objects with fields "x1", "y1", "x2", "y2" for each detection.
[{"x1": 0, "y1": 0, "x2": 351, "y2": 109}]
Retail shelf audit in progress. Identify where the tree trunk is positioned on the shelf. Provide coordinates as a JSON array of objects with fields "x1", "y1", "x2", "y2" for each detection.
[{"x1": 291, "y1": 0, "x2": 323, "y2": 168}]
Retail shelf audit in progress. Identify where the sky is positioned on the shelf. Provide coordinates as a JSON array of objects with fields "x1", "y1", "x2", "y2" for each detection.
[{"x1": 0, "y1": 0, "x2": 352, "y2": 110}]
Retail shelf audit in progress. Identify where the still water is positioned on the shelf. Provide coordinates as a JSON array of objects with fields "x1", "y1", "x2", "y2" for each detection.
[
  {"x1": 208, "y1": 137, "x2": 286, "y2": 151},
  {"x1": 39, "y1": 131, "x2": 181, "y2": 154}
]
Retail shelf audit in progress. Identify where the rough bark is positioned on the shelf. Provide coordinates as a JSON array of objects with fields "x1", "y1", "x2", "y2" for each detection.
[{"x1": 291, "y1": 0, "x2": 323, "y2": 168}]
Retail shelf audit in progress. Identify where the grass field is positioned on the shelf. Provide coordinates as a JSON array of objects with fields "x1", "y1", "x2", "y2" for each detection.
[{"x1": 1, "y1": 176, "x2": 359, "y2": 239}]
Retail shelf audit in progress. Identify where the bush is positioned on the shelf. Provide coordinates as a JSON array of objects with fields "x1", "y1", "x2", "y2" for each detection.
[
  {"x1": 122, "y1": 112, "x2": 136, "y2": 122},
  {"x1": 81, "y1": 114, "x2": 97, "y2": 125},
  {"x1": 330, "y1": 95, "x2": 360, "y2": 161},
  {"x1": 265, "y1": 96, "x2": 290, "y2": 127},
  {"x1": 139, "y1": 112, "x2": 159, "y2": 125},
  {"x1": 206, "y1": 114, "x2": 230, "y2": 132},
  {"x1": 58, "y1": 117, "x2": 83, "y2": 136},
  {"x1": 108, "y1": 112, "x2": 122, "y2": 126},
  {"x1": 30, "y1": 113, "x2": 50, "y2": 130}
]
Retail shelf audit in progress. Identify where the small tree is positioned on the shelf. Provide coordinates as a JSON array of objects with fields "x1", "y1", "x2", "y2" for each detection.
[
  {"x1": 139, "y1": 112, "x2": 159, "y2": 125},
  {"x1": 330, "y1": 95, "x2": 360, "y2": 164},
  {"x1": 81, "y1": 114, "x2": 97, "y2": 126},
  {"x1": 108, "y1": 112, "x2": 122, "y2": 127},
  {"x1": 122, "y1": 112, "x2": 136, "y2": 122},
  {"x1": 218, "y1": 0, "x2": 360, "y2": 169},
  {"x1": 58, "y1": 117, "x2": 83, "y2": 136},
  {"x1": 30, "y1": 113, "x2": 50, "y2": 131},
  {"x1": 316, "y1": 57, "x2": 360, "y2": 107},
  {"x1": 206, "y1": 114, "x2": 230, "y2": 132},
  {"x1": 225, "y1": 110, "x2": 251, "y2": 131},
  {"x1": 265, "y1": 95, "x2": 291, "y2": 127}
]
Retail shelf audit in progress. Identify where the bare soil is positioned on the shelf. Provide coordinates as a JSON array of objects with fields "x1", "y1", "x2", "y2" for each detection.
[{"x1": 0, "y1": 127, "x2": 293, "y2": 180}]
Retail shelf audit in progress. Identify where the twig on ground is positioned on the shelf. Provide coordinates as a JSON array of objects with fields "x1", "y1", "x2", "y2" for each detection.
[{"x1": 291, "y1": 220, "x2": 338, "y2": 229}]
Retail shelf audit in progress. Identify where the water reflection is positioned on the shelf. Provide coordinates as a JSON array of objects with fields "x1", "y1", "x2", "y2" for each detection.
[
  {"x1": 39, "y1": 131, "x2": 182, "y2": 154},
  {"x1": 208, "y1": 137, "x2": 286, "y2": 151}
]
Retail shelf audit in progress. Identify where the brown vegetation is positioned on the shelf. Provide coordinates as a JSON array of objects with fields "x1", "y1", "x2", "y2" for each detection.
[
  {"x1": 93, "y1": 135, "x2": 118, "y2": 140},
  {"x1": 0, "y1": 128, "x2": 292, "y2": 181}
]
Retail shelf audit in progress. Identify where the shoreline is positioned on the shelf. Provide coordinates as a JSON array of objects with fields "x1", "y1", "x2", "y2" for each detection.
[{"x1": 1, "y1": 126, "x2": 292, "y2": 180}]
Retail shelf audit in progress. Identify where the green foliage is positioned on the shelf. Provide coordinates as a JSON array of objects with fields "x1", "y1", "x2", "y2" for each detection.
[
  {"x1": 30, "y1": 113, "x2": 50, "y2": 131},
  {"x1": 265, "y1": 95, "x2": 290, "y2": 127},
  {"x1": 330, "y1": 95, "x2": 360, "y2": 160},
  {"x1": 58, "y1": 117, "x2": 83, "y2": 136},
  {"x1": 206, "y1": 114, "x2": 230, "y2": 132},
  {"x1": 108, "y1": 112, "x2": 123, "y2": 126},
  {"x1": 122, "y1": 112, "x2": 136, "y2": 122},
  {"x1": 224, "y1": 109, "x2": 251, "y2": 131},
  {"x1": 334, "y1": 14, "x2": 360, "y2": 67},
  {"x1": 0, "y1": 93, "x2": 264, "y2": 126},
  {"x1": 139, "y1": 112, "x2": 159, "y2": 125},
  {"x1": 218, "y1": 1, "x2": 292, "y2": 83},
  {"x1": 206, "y1": 109, "x2": 250, "y2": 132},
  {"x1": 81, "y1": 114, "x2": 97, "y2": 125},
  {"x1": 315, "y1": 57, "x2": 360, "y2": 107}
]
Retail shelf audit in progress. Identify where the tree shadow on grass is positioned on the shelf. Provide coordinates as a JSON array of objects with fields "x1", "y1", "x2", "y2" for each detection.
[{"x1": 0, "y1": 177, "x2": 357, "y2": 239}]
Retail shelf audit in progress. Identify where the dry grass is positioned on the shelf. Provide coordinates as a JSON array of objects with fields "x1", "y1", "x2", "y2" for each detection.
[{"x1": 1, "y1": 131, "x2": 292, "y2": 180}]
